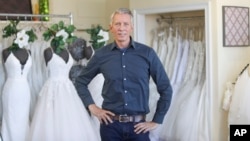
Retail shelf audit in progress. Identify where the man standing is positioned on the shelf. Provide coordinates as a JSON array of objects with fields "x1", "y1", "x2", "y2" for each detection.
[{"x1": 75, "y1": 7, "x2": 172, "y2": 141}]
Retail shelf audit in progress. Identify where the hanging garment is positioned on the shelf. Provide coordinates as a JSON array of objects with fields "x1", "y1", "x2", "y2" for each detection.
[
  {"x1": 157, "y1": 30, "x2": 168, "y2": 64},
  {"x1": 28, "y1": 51, "x2": 100, "y2": 141},
  {"x1": 157, "y1": 39, "x2": 206, "y2": 141},
  {"x1": 222, "y1": 82, "x2": 234, "y2": 111},
  {"x1": 167, "y1": 28, "x2": 179, "y2": 80},
  {"x1": 27, "y1": 40, "x2": 49, "y2": 118},
  {"x1": 164, "y1": 27, "x2": 174, "y2": 75},
  {"x1": 152, "y1": 29, "x2": 159, "y2": 53},
  {"x1": 0, "y1": 43, "x2": 5, "y2": 120},
  {"x1": 170, "y1": 35, "x2": 184, "y2": 85},
  {"x1": 197, "y1": 81, "x2": 211, "y2": 141},
  {"x1": 228, "y1": 66, "x2": 250, "y2": 124},
  {"x1": 149, "y1": 17, "x2": 208, "y2": 141},
  {"x1": 1, "y1": 52, "x2": 32, "y2": 141},
  {"x1": 170, "y1": 40, "x2": 206, "y2": 141},
  {"x1": 175, "y1": 39, "x2": 189, "y2": 85},
  {"x1": 182, "y1": 39, "x2": 196, "y2": 83}
]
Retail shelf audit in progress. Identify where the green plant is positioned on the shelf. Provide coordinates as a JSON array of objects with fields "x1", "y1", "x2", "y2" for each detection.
[
  {"x1": 43, "y1": 21, "x2": 77, "y2": 54},
  {"x1": 83, "y1": 24, "x2": 109, "y2": 50},
  {"x1": 2, "y1": 20, "x2": 37, "y2": 51}
]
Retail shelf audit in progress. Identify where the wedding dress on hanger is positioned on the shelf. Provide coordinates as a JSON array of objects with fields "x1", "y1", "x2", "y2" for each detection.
[
  {"x1": 26, "y1": 27, "x2": 49, "y2": 118},
  {"x1": 156, "y1": 28, "x2": 206, "y2": 141},
  {"x1": 157, "y1": 29, "x2": 168, "y2": 64},
  {"x1": 164, "y1": 27, "x2": 174, "y2": 75},
  {"x1": 152, "y1": 29, "x2": 159, "y2": 53},
  {"x1": 175, "y1": 38, "x2": 189, "y2": 85},
  {"x1": 167, "y1": 28, "x2": 179, "y2": 80},
  {"x1": 149, "y1": 17, "x2": 208, "y2": 141},
  {"x1": 228, "y1": 65, "x2": 250, "y2": 124},
  {"x1": 172, "y1": 40, "x2": 206, "y2": 141},
  {"x1": 170, "y1": 34, "x2": 184, "y2": 86},
  {"x1": 159, "y1": 39, "x2": 200, "y2": 141}
]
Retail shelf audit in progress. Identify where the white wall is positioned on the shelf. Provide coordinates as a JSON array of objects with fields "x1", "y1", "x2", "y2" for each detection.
[{"x1": 215, "y1": 0, "x2": 250, "y2": 140}]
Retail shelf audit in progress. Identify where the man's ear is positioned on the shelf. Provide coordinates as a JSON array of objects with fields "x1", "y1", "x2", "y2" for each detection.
[{"x1": 109, "y1": 24, "x2": 113, "y2": 31}]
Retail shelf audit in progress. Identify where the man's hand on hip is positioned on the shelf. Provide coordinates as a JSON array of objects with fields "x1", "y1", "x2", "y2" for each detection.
[{"x1": 88, "y1": 104, "x2": 115, "y2": 125}]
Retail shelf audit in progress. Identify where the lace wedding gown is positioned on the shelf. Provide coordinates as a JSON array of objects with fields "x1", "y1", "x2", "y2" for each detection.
[
  {"x1": 28, "y1": 51, "x2": 100, "y2": 141},
  {"x1": 1, "y1": 52, "x2": 32, "y2": 141},
  {"x1": 228, "y1": 66, "x2": 250, "y2": 124}
]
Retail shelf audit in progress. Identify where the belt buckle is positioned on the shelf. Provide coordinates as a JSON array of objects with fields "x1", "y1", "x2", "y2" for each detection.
[{"x1": 119, "y1": 114, "x2": 129, "y2": 122}]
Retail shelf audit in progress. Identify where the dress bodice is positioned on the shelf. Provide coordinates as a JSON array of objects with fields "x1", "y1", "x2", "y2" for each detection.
[
  {"x1": 47, "y1": 52, "x2": 74, "y2": 79},
  {"x1": 4, "y1": 52, "x2": 32, "y2": 79}
]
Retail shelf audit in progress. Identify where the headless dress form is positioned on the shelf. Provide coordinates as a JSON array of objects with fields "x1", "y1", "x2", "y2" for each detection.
[
  {"x1": 29, "y1": 47, "x2": 100, "y2": 141},
  {"x1": 1, "y1": 48, "x2": 32, "y2": 141}
]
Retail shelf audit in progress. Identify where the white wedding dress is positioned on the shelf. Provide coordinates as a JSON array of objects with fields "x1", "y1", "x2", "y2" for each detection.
[
  {"x1": 1, "y1": 52, "x2": 32, "y2": 141},
  {"x1": 28, "y1": 51, "x2": 100, "y2": 141},
  {"x1": 228, "y1": 66, "x2": 250, "y2": 124}
]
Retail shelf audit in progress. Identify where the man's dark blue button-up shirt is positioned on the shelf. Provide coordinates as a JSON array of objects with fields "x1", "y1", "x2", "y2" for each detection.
[{"x1": 75, "y1": 38, "x2": 172, "y2": 124}]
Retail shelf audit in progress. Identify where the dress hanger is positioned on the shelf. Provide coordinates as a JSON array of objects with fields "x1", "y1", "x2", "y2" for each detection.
[
  {"x1": 38, "y1": 18, "x2": 47, "y2": 31},
  {"x1": 239, "y1": 63, "x2": 249, "y2": 76},
  {"x1": 233, "y1": 63, "x2": 249, "y2": 84}
]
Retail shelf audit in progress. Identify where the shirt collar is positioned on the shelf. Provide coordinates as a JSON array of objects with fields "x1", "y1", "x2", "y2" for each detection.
[{"x1": 110, "y1": 36, "x2": 137, "y2": 50}]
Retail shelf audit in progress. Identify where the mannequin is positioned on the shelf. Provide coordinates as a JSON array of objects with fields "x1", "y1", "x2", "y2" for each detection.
[
  {"x1": 44, "y1": 46, "x2": 69, "y2": 65},
  {"x1": 68, "y1": 38, "x2": 94, "y2": 83},
  {"x1": 28, "y1": 38, "x2": 100, "y2": 141},
  {"x1": 2, "y1": 48, "x2": 30, "y2": 66},
  {"x1": 1, "y1": 47, "x2": 32, "y2": 141},
  {"x1": 44, "y1": 38, "x2": 93, "y2": 65},
  {"x1": 1, "y1": 19, "x2": 38, "y2": 141}
]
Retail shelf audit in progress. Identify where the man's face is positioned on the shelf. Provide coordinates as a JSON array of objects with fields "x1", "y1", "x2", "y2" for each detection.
[{"x1": 109, "y1": 13, "x2": 133, "y2": 44}]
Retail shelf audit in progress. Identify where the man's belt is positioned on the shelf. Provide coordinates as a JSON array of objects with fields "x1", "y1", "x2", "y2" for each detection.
[{"x1": 112, "y1": 114, "x2": 146, "y2": 122}]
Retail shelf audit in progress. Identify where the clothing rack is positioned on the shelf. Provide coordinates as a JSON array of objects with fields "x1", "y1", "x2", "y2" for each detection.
[
  {"x1": 156, "y1": 15, "x2": 204, "y2": 25},
  {"x1": 0, "y1": 13, "x2": 73, "y2": 24}
]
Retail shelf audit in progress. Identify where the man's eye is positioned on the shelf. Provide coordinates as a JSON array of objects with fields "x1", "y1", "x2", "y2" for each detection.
[{"x1": 115, "y1": 23, "x2": 121, "y2": 26}]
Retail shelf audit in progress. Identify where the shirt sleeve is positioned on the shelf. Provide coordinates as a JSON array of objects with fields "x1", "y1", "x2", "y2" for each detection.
[
  {"x1": 75, "y1": 53, "x2": 100, "y2": 108},
  {"x1": 149, "y1": 48, "x2": 173, "y2": 124}
]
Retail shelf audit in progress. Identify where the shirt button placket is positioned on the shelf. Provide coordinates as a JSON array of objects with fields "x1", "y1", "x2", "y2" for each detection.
[{"x1": 122, "y1": 51, "x2": 128, "y2": 107}]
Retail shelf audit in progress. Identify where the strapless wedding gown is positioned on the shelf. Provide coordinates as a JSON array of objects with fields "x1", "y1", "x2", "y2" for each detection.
[
  {"x1": 1, "y1": 52, "x2": 32, "y2": 141},
  {"x1": 28, "y1": 51, "x2": 100, "y2": 141}
]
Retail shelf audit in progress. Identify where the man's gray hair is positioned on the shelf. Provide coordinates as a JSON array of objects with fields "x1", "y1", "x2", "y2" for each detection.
[{"x1": 110, "y1": 8, "x2": 133, "y2": 24}]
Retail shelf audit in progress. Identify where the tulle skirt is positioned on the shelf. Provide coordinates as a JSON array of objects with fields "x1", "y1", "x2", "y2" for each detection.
[{"x1": 29, "y1": 77, "x2": 100, "y2": 141}]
